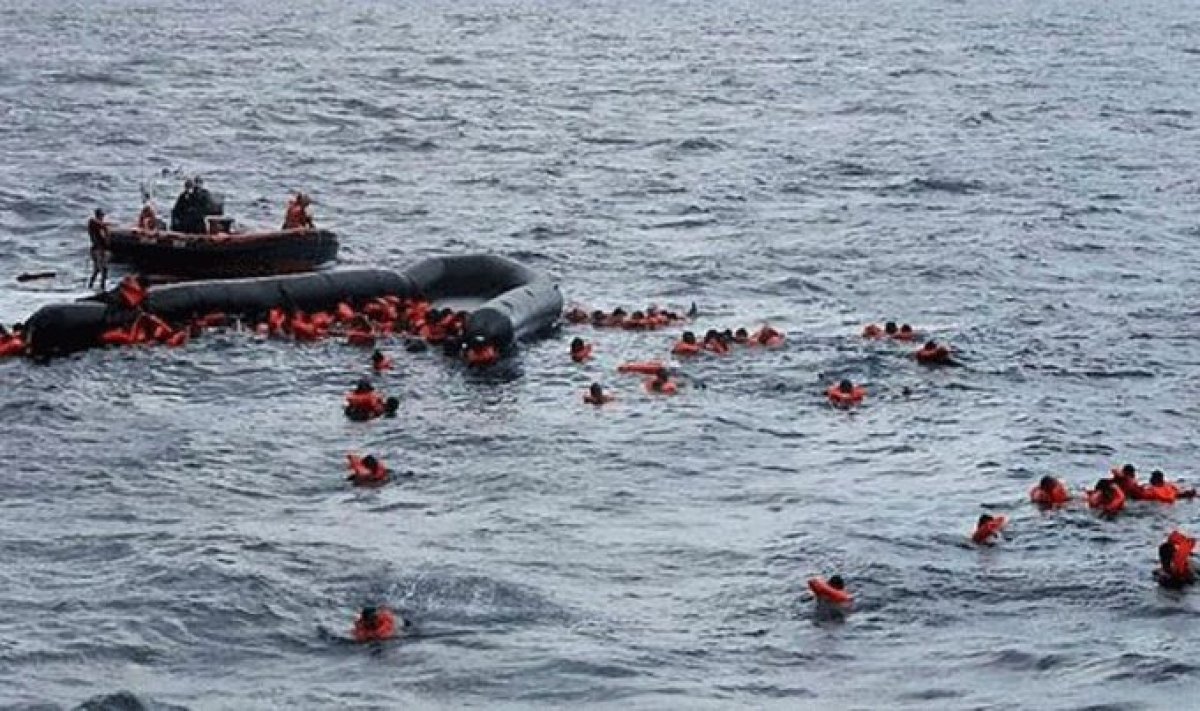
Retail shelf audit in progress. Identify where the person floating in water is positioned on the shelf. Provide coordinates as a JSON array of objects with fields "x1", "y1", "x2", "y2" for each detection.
[
  {"x1": 344, "y1": 379, "x2": 399, "y2": 421},
  {"x1": 352, "y1": 606, "x2": 402, "y2": 643},
  {"x1": 1141, "y1": 470, "x2": 1197, "y2": 504},
  {"x1": 583, "y1": 382, "x2": 613, "y2": 405},
  {"x1": 826, "y1": 379, "x2": 866, "y2": 408},
  {"x1": 971, "y1": 514, "x2": 1008, "y2": 545},
  {"x1": 808, "y1": 575, "x2": 852, "y2": 611},
  {"x1": 570, "y1": 337, "x2": 593, "y2": 363},
  {"x1": 1109, "y1": 463, "x2": 1145, "y2": 500},
  {"x1": 1086, "y1": 478, "x2": 1126, "y2": 517},
  {"x1": 1030, "y1": 475, "x2": 1070, "y2": 507},
  {"x1": 283, "y1": 192, "x2": 315, "y2": 230},
  {"x1": 86, "y1": 208, "x2": 110, "y2": 290},
  {"x1": 644, "y1": 367, "x2": 678, "y2": 395},
  {"x1": 346, "y1": 454, "x2": 389, "y2": 486},
  {"x1": 1154, "y1": 531, "x2": 1196, "y2": 589}
]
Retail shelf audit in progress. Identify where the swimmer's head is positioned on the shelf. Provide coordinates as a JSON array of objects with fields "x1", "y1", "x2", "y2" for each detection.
[
  {"x1": 828, "y1": 575, "x2": 845, "y2": 590},
  {"x1": 923, "y1": 340, "x2": 938, "y2": 350},
  {"x1": 900, "y1": 324, "x2": 913, "y2": 334},
  {"x1": 1150, "y1": 470, "x2": 1166, "y2": 486},
  {"x1": 589, "y1": 382, "x2": 603, "y2": 399},
  {"x1": 362, "y1": 455, "x2": 379, "y2": 470},
  {"x1": 681, "y1": 331, "x2": 696, "y2": 344},
  {"x1": 384, "y1": 397, "x2": 400, "y2": 415},
  {"x1": 977, "y1": 514, "x2": 994, "y2": 527},
  {"x1": 354, "y1": 378, "x2": 373, "y2": 393},
  {"x1": 838, "y1": 379, "x2": 853, "y2": 394},
  {"x1": 360, "y1": 606, "x2": 378, "y2": 625},
  {"x1": 1160, "y1": 542, "x2": 1176, "y2": 572},
  {"x1": 571, "y1": 337, "x2": 584, "y2": 351},
  {"x1": 1121, "y1": 464, "x2": 1136, "y2": 478},
  {"x1": 884, "y1": 321, "x2": 898, "y2": 334},
  {"x1": 1039, "y1": 475, "x2": 1057, "y2": 491},
  {"x1": 371, "y1": 350, "x2": 385, "y2": 363}
]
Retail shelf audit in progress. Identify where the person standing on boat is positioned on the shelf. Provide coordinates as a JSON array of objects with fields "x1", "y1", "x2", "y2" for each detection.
[
  {"x1": 170, "y1": 178, "x2": 198, "y2": 233},
  {"x1": 137, "y1": 195, "x2": 159, "y2": 231},
  {"x1": 282, "y1": 193, "x2": 315, "y2": 230},
  {"x1": 87, "y1": 208, "x2": 110, "y2": 290},
  {"x1": 193, "y1": 176, "x2": 215, "y2": 218}
]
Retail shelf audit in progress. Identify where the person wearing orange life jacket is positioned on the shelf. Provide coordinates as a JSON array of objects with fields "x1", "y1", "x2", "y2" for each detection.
[
  {"x1": 732, "y1": 327, "x2": 750, "y2": 345},
  {"x1": 583, "y1": 382, "x2": 614, "y2": 406},
  {"x1": 464, "y1": 335, "x2": 499, "y2": 367},
  {"x1": 564, "y1": 305, "x2": 589, "y2": 324},
  {"x1": 570, "y1": 337, "x2": 593, "y2": 363},
  {"x1": 892, "y1": 323, "x2": 917, "y2": 341},
  {"x1": 672, "y1": 331, "x2": 702, "y2": 356},
  {"x1": 352, "y1": 606, "x2": 403, "y2": 643},
  {"x1": 346, "y1": 454, "x2": 389, "y2": 486},
  {"x1": 1141, "y1": 470, "x2": 1197, "y2": 504},
  {"x1": 0, "y1": 324, "x2": 26, "y2": 358},
  {"x1": 116, "y1": 274, "x2": 147, "y2": 310},
  {"x1": 1086, "y1": 478, "x2": 1126, "y2": 517},
  {"x1": 86, "y1": 208, "x2": 111, "y2": 290},
  {"x1": 862, "y1": 323, "x2": 884, "y2": 339},
  {"x1": 344, "y1": 379, "x2": 398, "y2": 421},
  {"x1": 914, "y1": 340, "x2": 953, "y2": 365},
  {"x1": 1154, "y1": 531, "x2": 1197, "y2": 589},
  {"x1": 1109, "y1": 463, "x2": 1146, "y2": 500},
  {"x1": 750, "y1": 324, "x2": 785, "y2": 348},
  {"x1": 282, "y1": 193, "x2": 314, "y2": 230},
  {"x1": 1030, "y1": 475, "x2": 1071, "y2": 507},
  {"x1": 702, "y1": 329, "x2": 730, "y2": 355},
  {"x1": 808, "y1": 575, "x2": 852, "y2": 610},
  {"x1": 972, "y1": 514, "x2": 1008, "y2": 545},
  {"x1": 644, "y1": 367, "x2": 678, "y2": 395},
  {"x1": 827, "y1": 379, "x2": 867, "y2": 408},
  {"x1": 371, "y1": 350, "x2": 393, "y2": 372}
]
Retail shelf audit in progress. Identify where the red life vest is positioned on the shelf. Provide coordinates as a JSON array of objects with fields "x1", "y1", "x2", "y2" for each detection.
[
  {"x1": 972, "y1": 516, "x2": 1007, "y2": 545},
  {"x1": 644, "y1": 378, "x2": 678, "y2": 395},
  {"x1": 117, "y1": 277, "x2": 146, "y2": 310},
  {"x1": 282, "y1": 202, "x2": 310, "y2": 230},
  {"x1": 827, "y1": 384, "x2": 866, "y2": 407},
  {"x1": 915, "y1": 344, "x2": 951, "y2": 364},
  {"x1": 346, "y1": 454, "x2": 389, "y2": 485},
  {"x1": 0, "y1": 336, "x2": 25, "y2": 357},
  {"x1": 618, "y1": 361, "x2": 665, "y2": 375},
  {"x1": 345, "y1": 391, "x2": 384, "y2": 417},
  {"x1": 672, "y1": 341, "x2": 701, "y2": 356},
  {"x1": 1030, "y1": 481, "x2": 1070, "y2": 506},
  {"x1": 808, "y1": 577, "x2": 852, "y2": 606},
  {"x1": 465, "y1": 345, "x2": 499, "y2": 367},
  {"x1": 1086, "y1": 487, "x2": 1126, "y2": 516},
  {"x1": 352, "y1": 608, "x2": 396, "y2": 643}
]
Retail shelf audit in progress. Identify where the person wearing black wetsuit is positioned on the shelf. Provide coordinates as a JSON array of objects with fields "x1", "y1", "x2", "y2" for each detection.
[{"x1": 87, "y1": 208, "x2": 109, "y2": 290}]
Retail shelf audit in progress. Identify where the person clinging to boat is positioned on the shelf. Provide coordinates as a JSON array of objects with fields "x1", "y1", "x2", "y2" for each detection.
[{"x1": 283, "y1": 192, "x2": 315, "y2": 230}]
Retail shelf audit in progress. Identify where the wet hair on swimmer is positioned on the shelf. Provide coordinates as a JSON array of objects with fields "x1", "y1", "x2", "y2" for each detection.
[
  {"x1": 884, "y1": 321, "x2": 897, "y2": 334},
  {"x1": 838, "y1": 379, "x2": 853, "y2": 393},
  {"x1": 734, "y1": 327, "x2": 748, "y2": 338},
  {"x1": 589, "y1": 382, "x2": 603, "y2": 397},
  {"x1": 1121, "y1": 464, "x2": 1136, "y2": 477},
  {"x1": 371, "y1": 350, "x2": 385, "y2": 362},
  {"x1": 1039, "y1": 475, "x2": 1057, "y2": 490},
  {"x1": 828, "y1": 575, "x2": 845, "y2": 590},
  {"x1": 1150, "y1": 470, "x2": 1166, "y2": 485},
  {"x1": 362, "y1": 455, "x2": 379, "y2": 469},
  {"x1": 681, "y1": 331, "x2": 696, "y2": 344},
  {"x1": 355, "y1": 378, "x2": 373, "y2": 393},
  {"x1": 360, "y1": 606, "x2": 378, "y2": 624},
  {"x1": 571, "y1": 337, "x2": 584, "y2": 350},
  {"x1": 704, "y1": 329, "x2": 719, "y2": 340},
  {"x1": 900, "y1": 324, "x2": 913, "y2": 333},
  {"x1": 923, "y1": 340, "x2": 938, "y2": 350},
  {"x1": 1096, "y1": 478, "x2": 1113, "y2": 494},
  {"x1": 655, "y1": 367, "x2": 669, "y2": 380},
  {"x1": 977, "y1": 514, "x2": 993, "y2": 527},
  {"x1": 384, "y1": 397, "x2": 400, "y2": 415}
]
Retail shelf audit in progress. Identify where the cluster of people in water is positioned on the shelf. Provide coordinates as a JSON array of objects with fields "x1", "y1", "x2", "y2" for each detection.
[
  {"x1": 815, "y1": 464, "x2": 1198, "y2": 614},
  {"x1": 563, "y1": 304, "x2": 695, "y2": 330}
]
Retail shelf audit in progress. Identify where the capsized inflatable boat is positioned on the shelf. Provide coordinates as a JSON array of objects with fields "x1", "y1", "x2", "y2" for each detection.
[{"x1": 24, "y1": 255, "x2": 562, "y2": 358}]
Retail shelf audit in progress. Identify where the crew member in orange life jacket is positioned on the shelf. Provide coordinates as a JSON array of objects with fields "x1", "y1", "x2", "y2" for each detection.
[{"x1": 282, "y1": 193, "x2": 315, "y2": 230}]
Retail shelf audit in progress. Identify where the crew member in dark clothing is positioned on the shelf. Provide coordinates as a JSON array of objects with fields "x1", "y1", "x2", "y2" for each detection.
[
  {"x1": 87, "y1": 208, "x2": 110, "y2": 290},
  {"x1": 171, "y1": 179, "x2": 197, "y2": 233}
]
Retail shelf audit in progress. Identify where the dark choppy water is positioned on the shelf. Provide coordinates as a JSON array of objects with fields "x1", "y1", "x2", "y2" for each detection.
[{"x1": 3, "y1": 0, "x2": 1200, "y2": 708}]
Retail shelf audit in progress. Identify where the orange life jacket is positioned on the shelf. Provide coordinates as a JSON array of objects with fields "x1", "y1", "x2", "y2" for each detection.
[
  {"x1": 1109, "y1": 469, "x2": 1146, "y2": 500},
  {"x1": 283, "y1": 201, "x2": 310, "y2": 230},
  {"x1": 618, "y1": 361, "x2": 665, "y2": 375},
  {"x1": 644, "y1": 378, "x2": 678, "y2": 395},
  {"x1": 808, "y1": 577, "x2": 852, "y2": 606},
  {"x1": 571, "y1": 344, "x2": 593, "y2": 363},
  {"x1": 972, "y1": 516, "x2": 1007, "y2": 545},
  {"x1": 1030, "y1": 481, "x2": 1070, "y2": 506},
  {"x1": 827, "y1": 384, "x2": 866, "y2": 407},
  {"x1": 465, "y1": 345, "x2": 499, "y2": 367},
  {"x1": 672, "y1": 341, "x2": 702, "y2": 356},
  {"x1": 1168, "y1": 531, "x2": 1196, "y2": 579},
  {"x1": 892, "y1": 330, "x2": 918, "y2": 342},
  {"x1": 352, "y1": 608, "x2": 396, "y2": 643},
  {"x1": 346, "y1": 454, "x2": 389, "y2": 485},
  {"x1": 862, "y1": 324, "x2": 883, "y2": 339},
  {"x1": 117, "y1": 277, "x2": 146, "y2": 310},
  {"x1": 99, "y1": 327, "x2": 135, "y2": 346},
  {"x1": 915, "y1": 344, "x2": 951, "y2": 364},
  {"x1": 266, "y1": 308, "x2": 286, "y2": 334},
  {"x1": 751, "y1": 328, "x2": 784, "y2": 347},
  {"x1": 291, "y1": 318, "x2": 320, "y2": 342},
  {"x1": 1086, "y1": 487, "x2": 1126, "y2": 515},
  {"x1": 0, "y1": 336, "x2": 25, "y2": 357},
  {"x1": 1143, "y1": 483, "x2": 1179, "y2": 504},
  {"x1": 345, "y1": 391, "x2": 384, "y2": 417}
]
